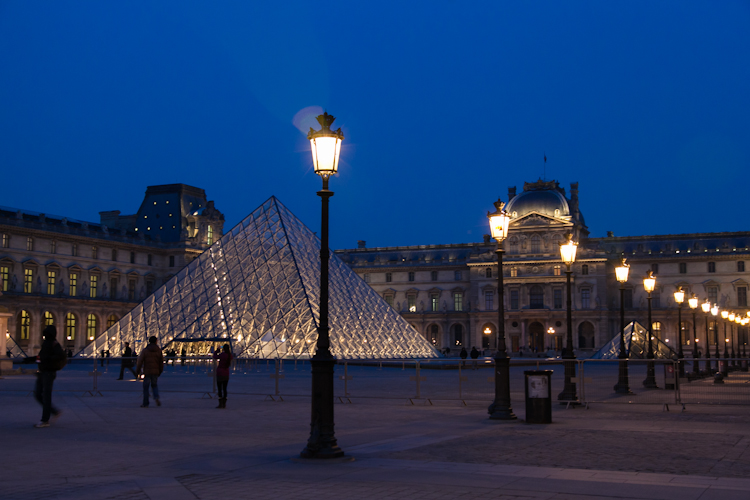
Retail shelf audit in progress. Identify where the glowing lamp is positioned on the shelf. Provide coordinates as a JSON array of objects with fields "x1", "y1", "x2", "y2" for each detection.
[
  {"x1": 688, "y1": 294, "x2": 699, "y2": 310},
  {"x1": 701, "y1": 300, "x2": 711, "y2": 314},
  {"x1": 722, "y1": 310, "x2": 729, "y2": 319},
  {"x1": 487, "y1": 200, "x2": 510, "y2": 242},
  {"x1": 615, "y1": 258, "x2": 630, "y2": 283},
  {"x1": 559, "y1": 233, "x2": 578, "y2": 266},
  {"x1": 729, "y1": 313, "x2": 736, "y2": 321},
  {"x1": 308, "y1": 112, "x2": 344, "y2": 178},
  {"x1": 711, "y1": 304, "x2": 719, "y2": 316},
  {"x1": 547, "y1": 327, "x2": 555, "y2": 335},
  {"x1": 643, "y1": 271, "x2": 656, "y2": 294}
]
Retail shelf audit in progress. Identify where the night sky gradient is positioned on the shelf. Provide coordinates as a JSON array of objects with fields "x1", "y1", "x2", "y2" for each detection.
[{"x1": 1, "y1": 1, "x2": 748, "y2": 249}]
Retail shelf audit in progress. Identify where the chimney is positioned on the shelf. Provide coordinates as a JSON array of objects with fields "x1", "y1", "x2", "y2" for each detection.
[
  {"x1": 507, "y1": 186, "x2": 517, "y2": 202},
  {"x1": 357, "y1": 240, "x2": 366, "y2": 249},
  {"x1": 569, "y1": 182, "x2": 579, "y2": 218}
]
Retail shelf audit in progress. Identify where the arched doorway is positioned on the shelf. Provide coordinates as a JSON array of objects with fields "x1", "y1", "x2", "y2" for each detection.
[
  {"x1": 578, "y1": 321, "x2": 595, "y2": 349},
  {"x1": 529, "y1": 322, "x2": 544, "y2": 352},
  {"x1": 451, "y1": 324, "x2": 464, "y2": 347},
  {"x1": 427, "y1": 324, "x2": 440, "y2": 347},
  {"x1": 481, "y1": 323, "x2": 494, "y2": 349}
]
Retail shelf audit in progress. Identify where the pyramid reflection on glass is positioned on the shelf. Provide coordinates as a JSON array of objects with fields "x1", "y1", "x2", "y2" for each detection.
[{"x1": 79, "y1": 197, "x2": 438, "y2": 360}]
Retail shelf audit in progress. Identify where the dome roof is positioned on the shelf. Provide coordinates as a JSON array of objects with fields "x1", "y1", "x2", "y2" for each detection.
[{"x1": 506, "y1": 180, "x2": 570, "y2": 219}]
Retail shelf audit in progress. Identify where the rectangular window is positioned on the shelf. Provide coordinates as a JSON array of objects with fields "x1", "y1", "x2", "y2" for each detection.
[
  {"x1": 110, "y1": 278, "x2": 118, "y2": 298},
  {"x1": 554, "y1": 265, "x2": 561, "y2": 276},
  {"x1": 485, "y1": 291, "x2": 493, "y2": 310},
  {"x1": 581, "y1": 289, "x2": 591, "y2": 309},
  {"x1": 623, "y1": 289, "x2": 633, "y2": 308},
  {"x1": 363, "y1": 273, "x2": 370, "y2": 283},
  {"x1": 24, "y1": 269, "x2": 33, "y2": 293},
  {"x1": 128, "y1": 279, "x2": 136, "y2": 300},
  {"x1": 408, "y1": 272, "x2": 415, "y2": 282},
  {"x1": 0, "y1": 266, "x2": 8, "y2": 291},
  {"x1": 207, "y1": 225, "x2": 213, "y2": 245},
  {"x1": 510, "y1": 290, "x2": 519, "y2": 310},
  {"x1": 169, "y1": 256, "x2": 175, "y2": 267},
  {"x1": 72, "y1": 244, "x2": 78, "y2": 257},
  {"x1": 431, "y1": 271, "x2": 438, "y2": 281},
  {"x1": 130, "y1": 252, "x2": 135, "y2": 264},
  {"x1": 27, "y1": 237, "x2": 33, "y2": 251},
  {"x1": 454, "y1": 271, "x2": 462, "y2": 281},
  {"x1": 739, "y1": 261, "x2": 746, "y2": 272},
  {"x1": 510, "y1": 267, "x2": 518, "y2": 277},
  {"x1": 651, "y1": 263, "x2": 658, "y2": 275},
  {"x1": 679, "y1": 262, "x2": 687, "y2": 274},
  {"x1": 385, "y1": 272, "x2": 392, "y2": 283},
  {"x1": 431, "y1": 293, "x2": 439, "y2": 312},
  {"x1": 92, "y1": 246, "x2": 98, "y2": 259},
  {"x1": 50, "y1": 240, "x2": 56, "y2": 254},
  {"x1": 90, "y1": 275, "x2": 98, "y2": 298},
  {"x1": 1, "y1": 233, "x2": 9, "y2": 248},
  {"x1": 407, "y1": 295, "x2": 416, "y2": 312},
  {"x1": 69, "y1": 273, "x2": 78, "y2": 297},
  {"x1": 384, "y1": 295, "x2": 394, "y2": 308},
  {"x1": 708, "y1": 262, "x2": 716, "y2": 273},
  {"x1": 739, "y1": 287, "x2": 747, "y2": 308},
  {"x1": 146, "y1": 281, "x2": 154, "y2": 296},
  {"x1": 554, "y1": 289, "x2": 562, "y2": 309},
  {"x1": 20, "y1": 311, "x2": 30, "y2": 340},
  {"x1": 47, "y1": 271, "x2": 56, "y2": 295},
  {"x1": 582, "y1": 264, "x2": 589, "y2": 275},
  {"x1": 147, "y1": 254, "x2": 152, "y2": 266},
  {"x1": 708, "y1": 286, "x2": 718, "y2": 304},
  {"x1": 453, "y1": 292, "x2": 463, "y2": 311},
  {"x1": 65, "y1": 314, "x2": 75, "y2": 340}
]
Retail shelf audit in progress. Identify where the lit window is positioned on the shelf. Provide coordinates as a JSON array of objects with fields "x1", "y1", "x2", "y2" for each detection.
[
  {"x1": 431, "y1": 293, "x2": 439, "y2": 312},
  {"x1": 24, "y1": 269, "x2": 33, "y2": 293},
  {"x1": 47, "y1": 271, "x2": 56, "y2": 295},
  {"x1": 408, "y1": 295, "x2": 416, "y2": 312},
  {"x1": 44, "y1": 311, "x2": 54, "y2": 326},
  {"x1": 554, "y1": 265, "x2": 561, "y2": 276},
  {"x1": 207, "y1": 226, "x2": 213, "y2": 245},
  {"x1": 69, "y1": 273, "x2": 78, "y2": 297},
  {"x1": 510, "y1": 267, "x2": 518, "y2": 277},
  {"x1": 90, "y1": 275, "x2": 98, "y2": 298},
  {"x1": 0, "y1": 266, "x2": 8, "y2": 292},
  {"x1": 1, "y1": 233, "x2": 9, "y2": 248},
  {"x1": 107, "y1": 315, "x2": 118, "y2": 328},
  {"x1": 20, "y1": 310, "x2": 31, "y2": 339},
  {"x1": 65, "y1": 313, "x2": 76, "y2": 340},
  {"x1": 454, "y1": 292, "x2": 463, "y2": 311}
]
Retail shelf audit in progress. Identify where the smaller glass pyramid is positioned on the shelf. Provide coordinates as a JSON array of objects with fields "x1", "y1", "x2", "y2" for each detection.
[
  {"x1": 590, "y1": 321, "x2": 678, "y2": 360},
  {"x1": 79, "y1": 197, "x2": 438, "y2": 360}
]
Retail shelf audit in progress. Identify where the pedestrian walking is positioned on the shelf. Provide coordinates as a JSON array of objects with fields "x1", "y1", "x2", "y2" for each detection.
[
  {"x1": 117, "y1": 342, "x2": 137, "y2": 380},
  {"x1": 136, "y1": 336, "x2": 163, "y2": 408},
  {"x1": 34, "y1": 325, "x2": 66, "y2": 428},
  {"x1": 213, "y1": 344, "x2": 232, "y2": 409}
]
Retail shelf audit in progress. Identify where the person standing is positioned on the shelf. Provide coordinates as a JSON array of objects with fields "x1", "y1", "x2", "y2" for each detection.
[
  {"x1": 34, "y1": 325, "x2": 66, "y2": 428},
  {"x1": 136, "y1": 336, "x2": 163, "y2": 408},
  {"x1": 213, "y1": 344, "x2": 232, "y2": 409},
  {"x1": 117, "y1": 342, "x2": 137, "y2": 380}
]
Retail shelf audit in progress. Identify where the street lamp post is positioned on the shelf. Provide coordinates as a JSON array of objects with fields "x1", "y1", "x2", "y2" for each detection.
[
  {"x1": 729, "y1": 312, "x2": 737, "y2": 370},
  {"x1": 702, "y1": 300, "x2": 712, "y2": 375},
  {"x1": 558, "y1": 233, "x2": 579, "y2": 404},
  {"x1": 642, "y1": 271, "x2": 658, "y2": 389},
  {"x1": 613, "y1": 258, "x2": 632, "y2": 394},
  {"x1": 689, "y1": 294, "x2": 700, "y2": 377},
  {"x1": 300, "y1": 112, "x2": 345, "y2": 460},
  {"x1": 711, "y1": 304, "x2": 723, "y2": 383},
  {"x1": 721, "y1": 310, "x2": 730, "y2": 376},
  {"x1": 487, "y1": 199, "x2": 516, "y2": 420},
  {"x1": 674, "y1": 288, "x2": 685, "y2": 379},
  {"x1": 741, "y1": 316, "x2": 748, "y2": 372}
]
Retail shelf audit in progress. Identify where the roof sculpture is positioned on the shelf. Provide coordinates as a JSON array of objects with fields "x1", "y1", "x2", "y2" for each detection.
[{"x1": 78, "y1": 197, "x2": 438, "y2": 360}]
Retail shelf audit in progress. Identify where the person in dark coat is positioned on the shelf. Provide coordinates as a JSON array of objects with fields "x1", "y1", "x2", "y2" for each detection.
[
  {"x1": 136, "y1": 336, "x2": 164, "y2": 407},
  {"x1": 34, "y1": 325, "x2": 66, "y2": 428},
  {"x1": 459, "y1": 347, "x2": 468, "y2": 359},
  {"x1": 470, "y1": 347, "x2": 479, "y2": 359},
  {"x1": 117, "y1": 342, "x2": 137, "y2": 380},
  {"x1": 213, "y1": 344, "x2": 233, "y2": 408}
]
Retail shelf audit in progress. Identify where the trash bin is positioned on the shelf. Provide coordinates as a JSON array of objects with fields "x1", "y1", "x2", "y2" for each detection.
[{"x1": 524, "y1": 370, "x2": 553, "y2": 424}]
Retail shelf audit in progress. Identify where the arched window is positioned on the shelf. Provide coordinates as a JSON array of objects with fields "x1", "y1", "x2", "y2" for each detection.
[
  {"x1": 509, "y1": 237, "x2": 519, "y2": 255},
  {"x1": 529, "y1": 285, "x2": 544, "y2": 309},
  {"x1": 485, "y1": 267, "x2": 492, "y2": 278},
  {"x1": 44, "y1": 311, "x2": 54, "y2": 326},
  {"x1": 87, "y1": 314, "x2": 98, "y2": 340},
  {"x1": 652, "y1": 321, "x2": 662, "y2": 340},
  {"x1": 530, "y1": 235, "x2": 541, "y2": 254},
  {"x1": 452, "y1": 324, "x2": 463, "y2": 346},
  {"x1": 428, "y1": 324, "x2": 439, "y2": 346},
  {"x1": 107, "y1": 315, "x2": 118, "y2": 328},
  {"x1": 65, "y1": 313, "x2": 76, "y2": 340},
  {"x1": 18, "y1": 310, "x2": 31, "y2": 340}
]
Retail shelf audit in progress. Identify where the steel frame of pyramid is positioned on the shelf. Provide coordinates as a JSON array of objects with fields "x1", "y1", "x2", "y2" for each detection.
[
  {"x1": 78, "y1": 197, "x2": 438, "y2": 360},
  {"x1": 590, "y1": 321, "x2": 678, "y2": 360}
]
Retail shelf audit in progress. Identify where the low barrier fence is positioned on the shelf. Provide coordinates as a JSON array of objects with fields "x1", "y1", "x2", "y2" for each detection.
[{"x1": 3, "y1": 356, "x2": 750, "y2": 407}]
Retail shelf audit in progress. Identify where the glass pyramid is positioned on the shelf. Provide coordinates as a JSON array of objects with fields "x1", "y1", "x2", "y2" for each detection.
[
  {"x1": 590, "y1": 321, "x2": 678, "y2": 360},
  {"x1": 79, "y1": 196, "x2": 438, "y2": 360}
]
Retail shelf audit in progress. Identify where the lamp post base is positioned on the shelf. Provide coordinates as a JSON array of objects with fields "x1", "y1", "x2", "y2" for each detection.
[
  {"x1": 488, "y1": 356, "x2": 517, "y2": 420},
  {"x1": 300, "y1": 356, "x2": 345, "y2": 460},
  {"x1": 557, "y1": 357, "x2": 579, "y2": 404},
  {"x1": 642, "y1": 360, "x2": 658, "y2": 389},
  {"x1": 613, "y1": 359, "x2": 633, "y2": 394}
]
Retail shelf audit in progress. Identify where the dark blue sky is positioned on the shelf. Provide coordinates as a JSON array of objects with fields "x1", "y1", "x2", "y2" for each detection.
[{"x1": 1, "y1": 2, "x2": 748, "y2": 249}]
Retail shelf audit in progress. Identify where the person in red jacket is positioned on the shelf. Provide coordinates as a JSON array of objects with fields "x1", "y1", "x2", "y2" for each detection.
[
  {"x1": 213, "y1": 344, "x2": 232, "y2": 408},
  {"x1": 136, "y1": 336, "x2": 164, "y2": 408}
]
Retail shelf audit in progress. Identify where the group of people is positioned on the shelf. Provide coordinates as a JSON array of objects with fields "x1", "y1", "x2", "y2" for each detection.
[{"x1": 33, "y1": 327, "x2": 234, "y2": 427}]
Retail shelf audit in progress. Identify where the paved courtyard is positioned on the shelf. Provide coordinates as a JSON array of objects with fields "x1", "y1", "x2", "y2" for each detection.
[{"x1": 2, "y1": 364, "x2": 750, "y2": 499}]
